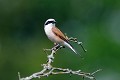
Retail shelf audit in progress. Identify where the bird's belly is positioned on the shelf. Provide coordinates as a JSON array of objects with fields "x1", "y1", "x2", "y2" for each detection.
[
  {"x1": 48, "y1": 33, "x2": 57, "y2": 42},
  {"x1": 44, "y1": 26, "x2": 64, "y2": 45},
  {"x1": 45, "y1": 27, "x2": 57, "y2": 42}
]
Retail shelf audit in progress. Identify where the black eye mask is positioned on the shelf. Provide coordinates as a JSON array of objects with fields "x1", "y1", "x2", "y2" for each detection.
[{"x1": 45, "y1": 21, "x2": 56, "y2": 25}]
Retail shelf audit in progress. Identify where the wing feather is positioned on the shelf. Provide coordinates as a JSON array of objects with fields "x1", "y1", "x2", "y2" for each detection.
[{"x1": 52, "y1": 27, "x2": 68, "y2": 43}]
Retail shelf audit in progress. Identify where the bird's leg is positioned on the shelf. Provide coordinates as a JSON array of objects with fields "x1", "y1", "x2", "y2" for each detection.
[
  {"x1": 54, "y1": 43, "x2": 65, "y2": 49},
  {"x1": 52, "y1": 44, "x2": 60, "y2": 50}
]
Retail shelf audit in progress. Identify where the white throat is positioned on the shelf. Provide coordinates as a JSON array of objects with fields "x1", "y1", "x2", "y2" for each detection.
[{"x1": 44, "y1": 23, "x2": 54, "y2": 36}]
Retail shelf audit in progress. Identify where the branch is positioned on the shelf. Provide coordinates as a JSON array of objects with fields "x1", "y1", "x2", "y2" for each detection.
[{"x1": 18, "y1": 37, "x2": 101, "y2": 80}]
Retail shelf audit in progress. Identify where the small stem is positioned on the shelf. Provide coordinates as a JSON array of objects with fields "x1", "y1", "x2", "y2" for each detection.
[
  {"x1": 91, "y1": 69, "x2": 102, "y2": 75},
  {"x1": 68, "y1": 37, "x2": 87, "y2": 53},
  {"x1": 78, "y1": 42, "x2": 87, "y2": 52}
]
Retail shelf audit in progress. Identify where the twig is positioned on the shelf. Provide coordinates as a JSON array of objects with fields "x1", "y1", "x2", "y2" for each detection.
[
  {"x1": 68, "y1": 37, "x2": 87, "y2": 52},
  {"x1": 18, "y1": 36, "x2": 101, "y2": 80}
]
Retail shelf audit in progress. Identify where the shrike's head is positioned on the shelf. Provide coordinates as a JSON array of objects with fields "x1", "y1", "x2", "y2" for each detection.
[{"x1": 44, "y1": 19, "x2": 56, "y2": 26}]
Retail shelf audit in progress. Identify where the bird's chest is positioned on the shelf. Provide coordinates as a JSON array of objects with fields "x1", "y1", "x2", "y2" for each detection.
[
  {"x1": 45, "y1": 26, "x2": 53, "y2": 36},
  {"x1": 44, "y1": 26, "x2": 56, "y2": 41}
]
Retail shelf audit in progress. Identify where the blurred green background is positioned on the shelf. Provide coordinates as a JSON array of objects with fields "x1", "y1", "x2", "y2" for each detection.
[{"x1": 0, "y1": 0, "x2": 120, "y2": 80}]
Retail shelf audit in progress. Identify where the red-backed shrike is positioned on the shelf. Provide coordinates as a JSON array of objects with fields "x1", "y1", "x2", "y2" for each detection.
[{"x1": 44, "y1": 19, "x2": 77, "y2": 54}]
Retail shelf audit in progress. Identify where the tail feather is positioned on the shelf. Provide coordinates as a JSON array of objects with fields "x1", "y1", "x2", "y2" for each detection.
[{"x1": 64, "y1": 42, "x2": 78, "y2": 54}]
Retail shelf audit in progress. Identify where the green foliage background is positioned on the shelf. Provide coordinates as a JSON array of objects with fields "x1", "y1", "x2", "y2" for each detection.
[{"x1": 0, "y1": 0, "x2": 120, "y2": 80}]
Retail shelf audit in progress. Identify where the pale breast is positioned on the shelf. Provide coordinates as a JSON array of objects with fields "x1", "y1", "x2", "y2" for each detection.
[{"x1": 44, "y1": 25, "x2": 57, "y2": 42}]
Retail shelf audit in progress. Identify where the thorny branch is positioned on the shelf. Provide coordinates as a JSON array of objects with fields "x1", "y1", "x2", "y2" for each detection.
[{"x1": 18, "y1": 37, "x2": 101, "y2": 80}]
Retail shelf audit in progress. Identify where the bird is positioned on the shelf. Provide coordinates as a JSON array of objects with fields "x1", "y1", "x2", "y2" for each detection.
[{"x1": 44, "y1": 18, "x2": 78, "y2": 54}]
